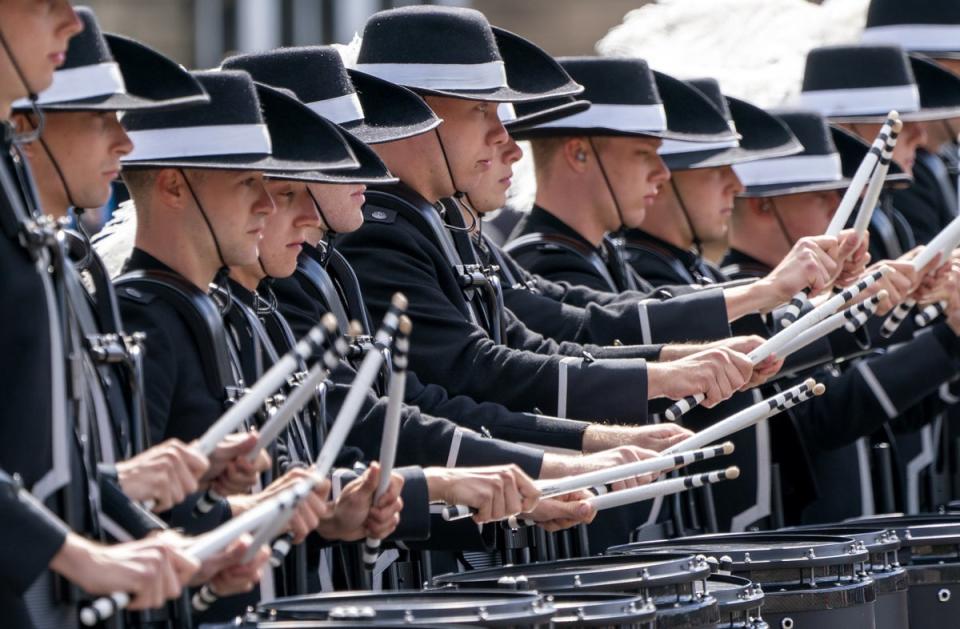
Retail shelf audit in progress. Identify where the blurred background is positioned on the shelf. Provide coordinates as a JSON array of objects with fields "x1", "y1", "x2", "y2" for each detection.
[{"x1": 81, "y1": 0, "x2": 650, "y2": 68}]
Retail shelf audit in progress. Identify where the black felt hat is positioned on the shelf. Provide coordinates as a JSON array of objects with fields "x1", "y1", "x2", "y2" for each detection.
[
  {"x1": 660, "y1": 79, "x2": 801, "y2": 170},
  {"x1": 491, "y1": 25, "x2": 588, "y2": 130},
  {"x1": 511, "y1": 57, "x2": 736, "y2": 144},
  {"x1": 353, "y1": 5, "x2": 562, "y2": 102},
  {"x1": 121, "y1": 70, "x2": 357, "y2": 173},
  {"x1": 797, "y1": 44, "x2": 960, "y2": 122},
  {"x1": 220, "y1": 46, "x2": 440, "y2": 145},
  {"x1": 863, "y1": 0, "x2": 960, "y2": 60},
  {"x1": 736, "y1": 110, "x2": 903, "y2": 196},
  {"x1": 13, "y1": 7, "x2": 207, "y2": 112}
]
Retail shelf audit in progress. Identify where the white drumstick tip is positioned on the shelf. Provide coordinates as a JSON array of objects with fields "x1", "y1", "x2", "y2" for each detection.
[
  {"x1": 891, "y1": 118, "x2": 903, "y2": 135},
  {"x1": 398, "y1": 315, "x2": 413, "y2": 336},
  {"x1": 390, "y1": 292, "x2": 409, "y2": 311},
  {"x1": 725, "y1": 466, "x2": 740, "y2": 480},
  {"x1": 720, "y1": 441, "x2": 735, "y2": 455},
  {"x1": 320, "y1": 312, "x2": 338, "y2": 331},
  {"x1": 812, "y1": 383, "x2": 826, "y2": 396},
  {"x1": 348, "y1": 320, "x2": 363, "y2": 336}
]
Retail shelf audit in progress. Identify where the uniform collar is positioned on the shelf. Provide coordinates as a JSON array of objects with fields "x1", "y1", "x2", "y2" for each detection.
[
  {"x1": 721, "y1": 247, "x2": 772, "y2": 274},
  {"x1": 125, "y1": 247, "x2": 177, "y2": 275},
  {"x1": 526, "y1": 204, "x2": 601, "y2": 252},
  {"x1": 622, "y1": 227, "x2": 701, "y2": 268}
]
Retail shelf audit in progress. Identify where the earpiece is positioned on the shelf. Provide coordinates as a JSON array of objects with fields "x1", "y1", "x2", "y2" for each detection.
[{"x1": 575, "y1": 150, "x2": 587, "y2": 162}]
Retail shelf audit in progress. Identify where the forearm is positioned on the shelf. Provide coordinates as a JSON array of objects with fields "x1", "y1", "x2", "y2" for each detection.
[{"x1": 723, "y1": 278, "x2": 779, "y2": 321}]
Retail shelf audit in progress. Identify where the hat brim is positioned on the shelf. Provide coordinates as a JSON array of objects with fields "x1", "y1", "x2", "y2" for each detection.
[
  {"x1": 506, "y1": 98, "x2": 590, "y2": 135},
  {"x1": 269, "y1": 127, "x2": 397, "y2": 185},
  {"x1": 743, "y1": 177, "x2": 853, "y2": 198},
  {"x1": 121, "y1": 154, "x2": 330, "y2": 173},
  {"x1": 664, "y1": 97, "x2": 801, "y2": 170},
  {"x1": 491, "y1": 26, "x2": 583, "y2": 103},
  {"x1": 29, "y1": 33, "x2": 209, "y2": 112},
  {"x1": 344, "y1": 69, "x2": 442, "y2": 144},
  {"x1": 409, "y1": 84, "x2": 575, "y2": 103}
]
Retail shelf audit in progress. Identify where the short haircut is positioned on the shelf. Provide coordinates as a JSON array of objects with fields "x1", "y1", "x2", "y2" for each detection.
[{"x1": 528, "y1": 136, "x2": 570, "y2": 180}]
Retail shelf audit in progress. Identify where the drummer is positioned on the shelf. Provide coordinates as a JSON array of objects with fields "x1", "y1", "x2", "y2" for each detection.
[
  {"x1": 726, "y1": 110, "x2": 960, "y2": 521},
  {"x1": 0, "y1": 2, "x2": 220, "y2": 626},
  {"x1": 862, "y1": 0, "x2": 960, "y2": 246}
]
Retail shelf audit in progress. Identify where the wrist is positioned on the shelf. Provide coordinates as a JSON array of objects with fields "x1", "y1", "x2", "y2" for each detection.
[
  {"x1": 645, "y1": 362, "x2": 669, "y2": 398},
  {"x1": 50, "y1": 533, "x2": 95, "y2": 584},
  {"x1": 422, "y1": 468, "x2": 452, "y2": 503}
]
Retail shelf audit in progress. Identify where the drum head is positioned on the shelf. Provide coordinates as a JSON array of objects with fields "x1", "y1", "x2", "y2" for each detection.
[{"x1": 254, "y1": 590, "x2": 555, "y2": 626}]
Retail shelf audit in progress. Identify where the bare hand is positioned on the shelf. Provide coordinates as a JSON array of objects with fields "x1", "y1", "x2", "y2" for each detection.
[
  {"x1": 50, "y1": 532, "x2": 199, "y2": 611},
  {"x1": 648, "y1": 347, "x2": 753, "y2": 407},
  {"x1": 200, "y1": 432, "x2": 272, "y2": 496},
  {"x1": 117, "y1": 439, "x2": 208, "y2": 511},
  {"x1": 424, "y1": 464, "x2": 540, "y2": 524},
  {"x1": 317, "y1": 462, "x2": 405, "y2": 541},
  {"x1": 525, "y1": 490, "x2": 596, "y2": 532}
]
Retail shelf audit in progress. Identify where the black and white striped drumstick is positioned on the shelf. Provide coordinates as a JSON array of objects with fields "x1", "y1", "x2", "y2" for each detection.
[
  {"x1": 439, "y1": 441, "x2": 735, "y2": 522},
  {"x1": 881, "y1": 213, "x2": 960, "y2": 338},
  {"x1": 852, "y1": 119, "x2": 902, "y2": 236},
  {"x1": 191, "y1": 314, "x2": 341, "y2": 517},
  {"x1": 363, "y1": 315, "x2": 412, "y2": 571},
  {"x1": 780, "y1": 114, "x2": 898, "y2": 328},
  {"x1": 843, "y1": 291, "x2": 884, "y2": 333},
  {"x1": 588, "y1": 466, "x2": 740, "y2": 511},
  {"x1": 664, "y1": 268, "x2": 884, "y2": 421},
  {"x1": 664, "y1": 379, "x2": 823, "y2": 455},
  {"x1": 915, "y1": 301, "x2": 948, "y2": 327},
  {"x1": 193, "y1": 316, "x2": 347, "y2": 516}
]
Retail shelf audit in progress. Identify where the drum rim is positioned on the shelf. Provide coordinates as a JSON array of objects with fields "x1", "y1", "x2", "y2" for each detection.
[
  {"x1": 546, "y1": 591, "x2": 658, "y2": 624},
  {"x1": 431, "y1": 552, "x2": 712, "y2": 590}
]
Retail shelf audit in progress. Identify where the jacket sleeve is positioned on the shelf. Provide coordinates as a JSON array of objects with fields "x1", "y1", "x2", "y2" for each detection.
[
  {"x1": 799, "y1": 322, "x2": 960, "y2": 450},
  {"x1": 0, "y1": 475, "x2": 69, "y2": 595},
  {"x1": 97, "y1": 464, "x2": 166, "y2": 541},
  {"x1": 338, "y1": 222, "x2": 651, "y2": 424}
]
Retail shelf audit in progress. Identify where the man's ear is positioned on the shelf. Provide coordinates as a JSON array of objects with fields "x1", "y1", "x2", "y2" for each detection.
[
  {"x1": 562, "y1": 136, "x2": 590, "y2": 173},
  {"x1": 154, "y1": 168, "x2": 187, "y2": 209}
]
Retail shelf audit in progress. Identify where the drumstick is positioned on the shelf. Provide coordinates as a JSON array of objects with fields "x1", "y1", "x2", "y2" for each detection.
[
  {"x1": 363, "y1": 315, "x2": 412, "y2": 571},
  {"x1": 439, "y1": 442, "x2": 735, "y2": 522},
  {"x1": 195, "y1": 315, "x2": 341, "y2": 456},
  {"x1": 191, "y1": 296, "x2": 409, "y2": 610},
  {"x1": 665, "y1": 268, "x2": 885, "y2": 421},
  {"x1": 664, "y1": 379, "x2": 823, "y2": 455},
  {"x1": 775, "y1": 291, "x2": 885, "y2": 360},
  {"x1": 192, "y1": 318, "x2": 347, "y2": 516},
  {"x1": 852, "y1": 119, "x2": 903, "y2": 236},
  {"x1": 780, "y1": 113, "x2": 898, "y2": 327},
  {"x1": 915, "y1": 301, "x2": 948, "y2": 327},
  {"x1": 879, "y1": 213, "x2": 960, "y2": 338},
  {"x1": 587, "y1": 466, "x2": 740, "y2": 511}
]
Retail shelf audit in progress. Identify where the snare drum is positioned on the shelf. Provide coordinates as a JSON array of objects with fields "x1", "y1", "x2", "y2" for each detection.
[
  {"x1": 609, "y1": 533, "x2": 876, "y2": 629},
  {"x1": 243, "y1": 589, "x2": 556, "y2": 627},
  {"x1": 705, "y1": 575, "x2": 767, "y2": 629},
  {"x1": 844, "y1": 514, "x2": 960, "y2": 628},
  {"x1": 791, "y1": 525, "x2": 907, "y2": 629},
  {"x1": 433, "y1": 553, "x2": 720, "y2": 628}
]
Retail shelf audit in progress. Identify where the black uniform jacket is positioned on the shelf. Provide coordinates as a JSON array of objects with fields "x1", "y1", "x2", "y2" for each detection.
[
  {"x1": 504, "y1": 207, "x2": 731, "y2": 343},
  {"x1": 272, "y1": 265, "x2": 554, "y2": 468},
  {"x1": 337, "y1": 183, "x2": 656, "y2": 425},
  {"x1": 478, "y1": 229, "x2": 730, "y2": 347}
]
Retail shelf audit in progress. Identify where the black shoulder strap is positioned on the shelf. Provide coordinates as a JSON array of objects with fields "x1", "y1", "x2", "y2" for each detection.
[
  {"x1": 366, "y1": 188, "x2": 488, "y2": 328},
  {"x1": 619, "y1": 235, "x2": 699, "y2": 285},
  {"x1": 115, "y1": 269, "x2": 237, "y2": 400},
  {"x1": 504, "y1": 231, "x2": 619, "y2": 292},
  {"x1": 326, "y1": 249, "x2": 375, "y2": 334},
  {"x1": 295, "y1": 251, "x2": 352, "y2": 335}
]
